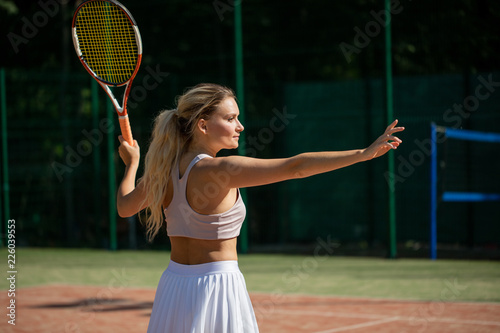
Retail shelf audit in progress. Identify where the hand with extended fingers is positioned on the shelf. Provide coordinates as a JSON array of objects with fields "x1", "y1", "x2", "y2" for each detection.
[{"x1": 362, "y1": 120, "x2": 405, "y2": 160}]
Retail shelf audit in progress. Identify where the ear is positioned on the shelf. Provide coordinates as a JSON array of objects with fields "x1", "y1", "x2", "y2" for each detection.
[{"x1": 197, "y1": 118, "x2": 208, "y2": 134}]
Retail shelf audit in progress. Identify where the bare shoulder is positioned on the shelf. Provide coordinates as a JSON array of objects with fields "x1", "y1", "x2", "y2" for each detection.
[{"x1": 195, "y1": 155, "x2": 248, "y2": 174}]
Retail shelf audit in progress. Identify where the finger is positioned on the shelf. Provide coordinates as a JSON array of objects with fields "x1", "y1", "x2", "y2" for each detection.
[
  {"x1": 121, "y1": 137, "x2": 132, "y2": 147},
  {"x1": 386, "y1": 142, "x2": 397, "y2": 149},
  {"x1": 118, "y1": 135, "x2": 124, "y2": 143},
  {"x1": 385, "y1": 119, "x2": 398, "y2": 131},
  {"x1": 378, "y1": 134, "x2": 401, "y2": 143},
  {"x1": 387, "y1": 135, "x2": 402, "y2": 143},
  {"x1": 386, "y1": 126, "x2": 405, "y2": 135}
]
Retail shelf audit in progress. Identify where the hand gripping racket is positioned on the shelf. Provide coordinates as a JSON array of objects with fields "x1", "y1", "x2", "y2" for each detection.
[{"x1": 72, "y1": 0, "x2": 142, "y2": 145}]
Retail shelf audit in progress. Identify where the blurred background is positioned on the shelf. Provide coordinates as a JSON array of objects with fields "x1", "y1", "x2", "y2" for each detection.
[{"x1": 1, "y1": 0, "x2": 499, "y2": 258}]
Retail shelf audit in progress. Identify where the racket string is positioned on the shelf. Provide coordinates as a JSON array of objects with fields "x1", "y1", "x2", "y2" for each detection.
[{"x1": 75, "y1": 1, "x2": 139, "y2": 84}]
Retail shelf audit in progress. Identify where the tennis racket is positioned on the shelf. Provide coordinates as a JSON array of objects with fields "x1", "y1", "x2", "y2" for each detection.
[{"x1": 72, "y1": 0, "x2": 142, "y2": 145}]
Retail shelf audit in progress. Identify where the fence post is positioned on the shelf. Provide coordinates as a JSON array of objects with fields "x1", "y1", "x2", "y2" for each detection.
[
  {"x1": 234, "y1": 0, "x2": 248, "y2": 254},
  {"x1": 91, "y1": 79, "x2": 103, "y2": 246},
  {"x1": 107, "y1": 101, "x2": 117, "y2": 250},
  {"x1": 1, "y1": 68, "x2": 10, "y2": 247},
  {"x1": 385, "y1": 0, "x2": 397, "y2": 259},
  {"x1": 430, "y1": 123, "x2": 437, "y2": 260}
]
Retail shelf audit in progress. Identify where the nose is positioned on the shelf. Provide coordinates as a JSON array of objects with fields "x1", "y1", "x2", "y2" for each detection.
[{"x1": 236, "y1": 119, "x2": 244, "y2": 132}]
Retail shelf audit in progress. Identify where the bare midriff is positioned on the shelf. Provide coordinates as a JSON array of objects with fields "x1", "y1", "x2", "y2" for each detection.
[{"x1": 169, "y1": 236, "x2": 238, "y2": 265}]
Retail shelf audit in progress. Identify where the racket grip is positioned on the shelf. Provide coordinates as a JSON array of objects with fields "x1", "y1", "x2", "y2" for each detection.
[{"x1": 119, "y1": 115, "x2": 134, "y2": 146}]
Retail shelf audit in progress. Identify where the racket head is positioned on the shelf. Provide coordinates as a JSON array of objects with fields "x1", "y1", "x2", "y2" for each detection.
[{"x1": 72, "y1": 0, "x2": 142, "y2": 87}]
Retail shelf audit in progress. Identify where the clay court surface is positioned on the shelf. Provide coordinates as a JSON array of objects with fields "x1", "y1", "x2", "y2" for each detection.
[{"x1": 1, "y1": 285, "x2": 500, "y2": 333}]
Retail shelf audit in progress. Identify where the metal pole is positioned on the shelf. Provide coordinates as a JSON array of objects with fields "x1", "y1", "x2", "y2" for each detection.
[
  {"x1": 107, "y1": 100, "x2": 117, "y2": 250},
  {"x1": 91, "y1": 79, "x2": 102, "y2": 246},
  {"x1": 385, "y1": 0, "x2": 397, "y2": 259},
  {"x1": 1, "y1": 68, "x2": 10, "y2": 247},
  {"x1": 430, "y1": 123, "x2": 438, "y2": 260},
  {"x1": 234, "y1": 0, "x2": 248, "y2": 254}
]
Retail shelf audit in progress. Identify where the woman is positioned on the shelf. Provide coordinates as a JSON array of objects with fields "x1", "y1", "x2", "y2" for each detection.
[{"x1": 117, "y1": 83, "x2": 404, "y2": 332}]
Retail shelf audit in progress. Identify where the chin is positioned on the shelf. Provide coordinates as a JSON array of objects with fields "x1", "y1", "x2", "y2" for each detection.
[
  {"x1": 226, "y1": 141, "x2": 239, "y2": 149},
  {"x1": 220, "y1": 143, "x2": 238, "y2": 151}
]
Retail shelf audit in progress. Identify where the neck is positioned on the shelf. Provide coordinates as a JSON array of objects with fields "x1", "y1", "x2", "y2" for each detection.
[{"x1": 186, "y1": 142, "x2": 218, "y2": 158}]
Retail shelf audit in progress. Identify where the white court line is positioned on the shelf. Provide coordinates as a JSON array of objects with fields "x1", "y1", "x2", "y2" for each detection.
[
  {"x1": 271, "y1": 309, "x2": 389, "y2": 320},
  {"x1": 313, "y1": 317, "x2": 401, "y2": 333},
  {"x1": 423, "y1": 317, "x2": 500, "y2": 326},
  {"x1": 271, "y1": 309, "x2": 500, "y2": 327}
]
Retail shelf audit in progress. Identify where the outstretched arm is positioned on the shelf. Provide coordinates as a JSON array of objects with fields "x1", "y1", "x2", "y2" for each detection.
[
  {"x1": 116, "y1": 136, "x2": 147, "y2": 217},
  {"x1": 196, "y1": 120, "x2": 404, "y2": 189},
  {"x1": 289, "y1": 119, "x2": 404, "y2": 178}
]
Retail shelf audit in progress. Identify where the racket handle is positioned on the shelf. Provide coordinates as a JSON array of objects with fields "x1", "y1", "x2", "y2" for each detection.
[{"x1": 119, "y1": 115, "x2": 134, "y2": 146}]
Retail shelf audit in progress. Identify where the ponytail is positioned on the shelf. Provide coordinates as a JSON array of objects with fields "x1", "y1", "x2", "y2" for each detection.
[{"x1": 141, "y1": 109, "x2": 182, "y2": 241}]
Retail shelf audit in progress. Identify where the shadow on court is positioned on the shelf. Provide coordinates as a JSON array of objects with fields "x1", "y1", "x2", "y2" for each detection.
[{"x1": 30, "y1": 298, "x2": 153, "y2": 312}]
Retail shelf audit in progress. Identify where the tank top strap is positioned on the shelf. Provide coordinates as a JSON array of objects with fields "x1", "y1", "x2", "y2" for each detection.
[
  {"x1": 183, "y1": 154, "x2": 212, "y2": 180},
  {"x1": 172, "y1": 154, "x2": 213, "y2": 193},
  {"x1": 170, "y1": 164, "x2": 181, "y2": 193}
]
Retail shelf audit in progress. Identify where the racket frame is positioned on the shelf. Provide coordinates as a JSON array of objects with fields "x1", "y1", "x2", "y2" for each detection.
[{"x1": 71, "y1": 0, "x2": 143, "y2": 145}]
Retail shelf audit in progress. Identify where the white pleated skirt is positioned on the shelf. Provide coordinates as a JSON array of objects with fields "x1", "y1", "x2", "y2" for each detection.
[{"x1": 147, "y1": 260, "x2": 259, "y2": 333}]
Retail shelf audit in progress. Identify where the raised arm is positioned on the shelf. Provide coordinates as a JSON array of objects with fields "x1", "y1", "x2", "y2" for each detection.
[
  {"x1": 116, "y1": 136, "x2": 148, "y2": 217},
  {"x1": 196, "y1": 120, "x2": 404, "y2": 189}
]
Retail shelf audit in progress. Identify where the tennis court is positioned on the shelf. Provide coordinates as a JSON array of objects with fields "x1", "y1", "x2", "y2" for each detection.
[
  {"x1": 2, "y1": 285, "x2": 500, "y2": 333},
  {"x1": 1, "y1": 249, "x2": 499, "y2": 332}
]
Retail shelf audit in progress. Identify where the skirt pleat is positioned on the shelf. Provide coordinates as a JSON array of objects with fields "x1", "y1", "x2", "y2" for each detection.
[{"x1": 147, "y1": 260, "x2": 259, "y2": 333}]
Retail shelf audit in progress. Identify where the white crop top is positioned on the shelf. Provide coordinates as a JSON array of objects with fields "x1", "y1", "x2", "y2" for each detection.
[{"x1": 164, "y1": 154, "x2": 246, "y2": 240}]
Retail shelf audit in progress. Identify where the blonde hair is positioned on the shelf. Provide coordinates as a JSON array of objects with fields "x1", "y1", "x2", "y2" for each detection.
[{"x1": 141, "y1": 83, "x2": 236, "y2": 241}]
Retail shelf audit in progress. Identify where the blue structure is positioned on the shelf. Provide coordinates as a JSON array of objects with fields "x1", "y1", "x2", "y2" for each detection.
[{"x1": 429, "y1": 124, "x2": 500, "y2": 260}]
